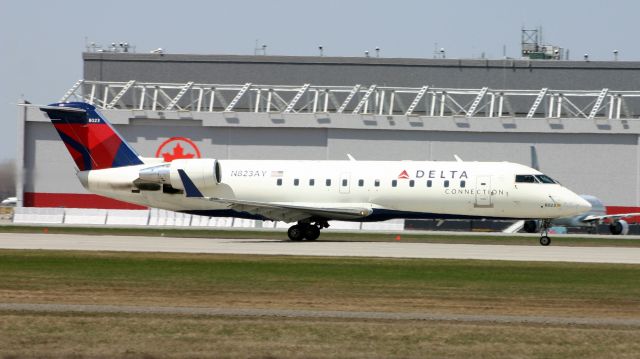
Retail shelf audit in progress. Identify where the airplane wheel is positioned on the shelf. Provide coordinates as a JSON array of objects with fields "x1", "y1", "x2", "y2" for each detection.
[
  {"x1": 287, "y1": 225, "x2": 305, "y2": 241},
  {"x1": 539, "y1": 236, "x2": 551, "y2": 246},
  {"x1": 304, "y1": 226, "x2": 321, "y2": 241}
]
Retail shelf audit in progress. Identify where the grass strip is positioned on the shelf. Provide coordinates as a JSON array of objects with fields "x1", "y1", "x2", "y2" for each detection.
[
  {"x1": 1, "y1": 312, "x2": 640, "y2": 358},
  {"x1": 0, "y1": 250, "x2": 639, "y2": 318}
]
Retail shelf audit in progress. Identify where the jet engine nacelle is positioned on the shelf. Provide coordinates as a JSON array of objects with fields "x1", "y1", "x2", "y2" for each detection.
[
  {"x1": 609, "y1": 219, "x2": 629, "y2": 235},
  {"x1": 138, "y1": 159, "x2": 221, "y2": 191}
]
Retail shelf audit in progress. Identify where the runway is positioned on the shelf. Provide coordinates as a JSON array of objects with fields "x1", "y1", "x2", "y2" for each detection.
[{"x1": 0, "y1": 233, "x2": 639, "y2": 264}]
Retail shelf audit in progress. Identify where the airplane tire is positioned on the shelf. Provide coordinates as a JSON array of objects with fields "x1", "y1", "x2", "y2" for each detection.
[
  {"x1": 304, "y1": 226, "x2": 321, "y2": 241},
  {"x1": 287, "y1": 225, "x2": 305, "y2": 241},
  {"x1": 539, "y1": 236, "x2": 551, "y2": 246}
]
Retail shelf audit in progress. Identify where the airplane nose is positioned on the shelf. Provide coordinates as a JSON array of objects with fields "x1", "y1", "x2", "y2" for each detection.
[
  {"x1": 577, "y1": 196, "x2": 592, "y2": 213},
  {"x1": 566, "y1": 193, "x2": 592, "y2": 215}
]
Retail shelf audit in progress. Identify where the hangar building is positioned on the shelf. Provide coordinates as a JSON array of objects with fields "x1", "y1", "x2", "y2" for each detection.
[{"x1": 17, "y1": 53, "x2": 640, "y2": 217}]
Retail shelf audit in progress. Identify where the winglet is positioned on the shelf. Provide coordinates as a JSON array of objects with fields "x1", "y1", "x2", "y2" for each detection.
[{"x1": 177, "y1": 169, "x2": 204, "y2": 198}]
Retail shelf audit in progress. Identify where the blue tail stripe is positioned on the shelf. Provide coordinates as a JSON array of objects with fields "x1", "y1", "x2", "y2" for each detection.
[{"x1": 112, "y1": 142, "x2": 143, "y2": 168}]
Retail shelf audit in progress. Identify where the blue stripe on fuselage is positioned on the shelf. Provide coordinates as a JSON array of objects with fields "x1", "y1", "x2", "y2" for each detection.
[{"x1": 181, "y1": 208, "x2": 520, "y2": 222}]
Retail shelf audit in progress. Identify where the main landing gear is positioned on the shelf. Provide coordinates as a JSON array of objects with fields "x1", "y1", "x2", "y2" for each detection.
[
  {"x1": 539, "y1": 219, "x2": 552, "y2": 246},
  {"x1": 287, "y1": 221, "x2": 329, "y2": 241}
]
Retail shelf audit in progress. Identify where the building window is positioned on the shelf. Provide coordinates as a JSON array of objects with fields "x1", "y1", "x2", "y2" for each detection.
[
  {"x1": 427, "y1": 180, "x2": 432, "y2": 187},
  {"x1": 460, "y1": 180, "x2": 466, "y2": 188},
  {"x1": 309, "y1": 179, "x2": 315, "y2": 186},
  {"x1": 358, "y1": 179, "x2": 364, "y2": 187},
  {"x1": 277, "y1": 178, "x2": 282, "y2": 186},
  {"x1": 294, "y1": 179, "x2": 299, "y2": 186},
  {"x1": 444, "y1": 180, "x2": 449, "y2": 188},
  {"x1": 374, "y1": 179, "x2": 380, "y2": 187},
  {"x1": 392, "y1": 180, "x2": 397, "y2": 187},
  {"x1": 409, "y1": 180, "x2": 415, "y2": 187},
  {"x1": 326, "y1": 179, "x2": 332, "y2": 186}
]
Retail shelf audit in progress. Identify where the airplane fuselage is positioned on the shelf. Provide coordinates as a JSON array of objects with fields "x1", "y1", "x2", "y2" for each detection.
[{"x1": 79, "y1": 159, "x2": 589, "y2": 222}]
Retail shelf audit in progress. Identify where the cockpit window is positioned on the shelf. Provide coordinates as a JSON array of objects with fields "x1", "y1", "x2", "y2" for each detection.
[
  {"x1": 515, "y1": 175, "x2": 538, "y2": 183},
  {"x1": 516, "y1": 174, "x2": 558, "y2": 184},
  {"x1": 535, "y1": 175, "x2": 557, "y2": 184}
]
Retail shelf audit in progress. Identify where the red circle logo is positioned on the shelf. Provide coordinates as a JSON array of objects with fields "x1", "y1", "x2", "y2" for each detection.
[{"x1": 155, "y1": 137, "x2": 201, "y2": 162}]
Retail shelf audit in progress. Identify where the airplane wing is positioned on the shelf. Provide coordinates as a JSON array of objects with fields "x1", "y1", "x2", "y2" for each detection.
[
  {"x1": 205, "y1": 197, "x2": 372, "y2": 222},
  {"x1": 581, "y1": 213, "x2": 640, "y2": 223},
  {"x1": 177, "y1": 169, "x2": 373, "y2": 222}
]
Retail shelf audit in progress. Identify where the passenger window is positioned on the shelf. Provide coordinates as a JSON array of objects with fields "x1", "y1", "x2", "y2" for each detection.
[
  {"x1": 309, "y1": 179, "x2": 315, "y2": 186},
  {"x1": 358, "y1": 179, "x2": 364, "y2": 187},
  {"x1": 392, "y1": 180, "x2": 397, "y2": 187},
  {"x1": 409, "y1": 180, "x2": 415, "y2": 187},
  {"x1": 374, "y1": 179, "x2": 380, "y2": 187},
  {"x1": 444, "y1": 180, "x2": 449, "y2": 188},
  {"x1": 326, "y1": 179, "x2": 332, "y2": 186},
  {"x1": 460, "y1": 180, "x2": 466, "y2": 188},
  {"x1": 276, "y1": 178, "x2": 282, "y2": 186},
  {"x1": 342, "y1": 179, "x2": 348, "y2": 186},
  {"x1": 294, "y1": 179, "x2": 299, "y2": 186},
  {"x1": 427, "y1": 180, "x2": 432, "y2": 187}
]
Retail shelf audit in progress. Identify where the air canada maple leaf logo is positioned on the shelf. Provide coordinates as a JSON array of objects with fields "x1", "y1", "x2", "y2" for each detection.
[
  {"x1": 155, "y1": 137, "x2": 201, "y2": 162},
  {"x1": 398, "y1": 170, "x2": 410, "y2": 179},
  {"x1": 162, "y1": 143, "x2": 194, "y2": 162}
]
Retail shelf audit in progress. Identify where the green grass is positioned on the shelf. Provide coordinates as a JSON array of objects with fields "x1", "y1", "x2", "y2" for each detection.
[
  {"x1": 1, "y1": 312, "x2": 639, "y2": 359},
  {"x1": 1, "y1": 224, "x2": 640, "y2": 246},
  {"x1": 1, "y1": 250, "x2": 640, "y2": 358},
  {"x1": 1, "y1": 250, "x2": 639, "y2": 317}
]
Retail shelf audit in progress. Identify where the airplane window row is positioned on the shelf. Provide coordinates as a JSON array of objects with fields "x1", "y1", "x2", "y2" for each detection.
[{"x1": 276, "y1": 178, "x2": 466, "y2": 188}]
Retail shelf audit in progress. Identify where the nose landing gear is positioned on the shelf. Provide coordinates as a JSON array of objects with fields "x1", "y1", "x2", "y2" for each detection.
[
  {"x1": 539, "y1": 219, "x2": 552, "y2": 246},
  {"x1": 287, "y1": 220, "x2": 329, "y2": 241}
]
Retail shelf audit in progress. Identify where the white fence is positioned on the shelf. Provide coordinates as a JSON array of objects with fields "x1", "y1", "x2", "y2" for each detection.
[{"x1": 12, "y1": 207, "x2": 405, "y2": 231}]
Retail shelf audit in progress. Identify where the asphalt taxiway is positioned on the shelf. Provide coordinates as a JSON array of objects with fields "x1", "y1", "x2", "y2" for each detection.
[{"x1": 0, "y1": 232, "x2": 639, "y2": 264}]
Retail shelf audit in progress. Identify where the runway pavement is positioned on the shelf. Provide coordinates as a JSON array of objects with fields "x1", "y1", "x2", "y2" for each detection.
[{"x1": 0, "y1": 232, "x2": 639, "y2": 264}]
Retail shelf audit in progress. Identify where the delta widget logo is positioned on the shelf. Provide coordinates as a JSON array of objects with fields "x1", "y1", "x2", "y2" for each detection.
[
  {"x1": 397, "y1": 170, "x2": 410, "y2": 179},
  {"x1": 156, "y1": 137, "x2": 201, "y2": 162}
]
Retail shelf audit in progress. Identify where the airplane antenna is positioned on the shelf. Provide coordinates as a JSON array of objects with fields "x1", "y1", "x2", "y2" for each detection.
[
  {"x1": 347, "y1": 154, "x2": 356, "y2": 161},
  {"x1": 454, "y1": 155, "x2": 463, "y2": 162}
]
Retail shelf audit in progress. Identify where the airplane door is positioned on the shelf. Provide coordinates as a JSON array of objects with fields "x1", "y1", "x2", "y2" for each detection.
[
  {"x1": 475, "y1": 175, "x2": 492, "y2": 207},
  {"x1": 339, "y1": 173, "x2": 351, "y2": 194}
]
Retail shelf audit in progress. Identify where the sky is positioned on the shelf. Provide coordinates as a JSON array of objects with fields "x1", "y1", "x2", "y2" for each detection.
[{"x1": 1, "y1": 0, "x2": 637, "y2": 162}]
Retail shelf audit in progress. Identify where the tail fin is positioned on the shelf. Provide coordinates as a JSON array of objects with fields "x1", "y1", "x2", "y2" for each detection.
[{"x1": 40, "y1": 102, "x2": 143, "y2": 171}]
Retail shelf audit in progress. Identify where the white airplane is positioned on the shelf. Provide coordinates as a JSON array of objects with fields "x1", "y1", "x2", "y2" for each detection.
[
  {"x1": 523, "y1": 195, "x2": 640, "y2": 235},
  {"x1": 40, "y1": 102, "x2": 591, "y2": 245}
]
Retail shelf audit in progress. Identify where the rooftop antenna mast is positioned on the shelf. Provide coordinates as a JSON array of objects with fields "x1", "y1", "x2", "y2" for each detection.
[{"x1": 254, "y1": 40, "x2": 267, "y2": 55}]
